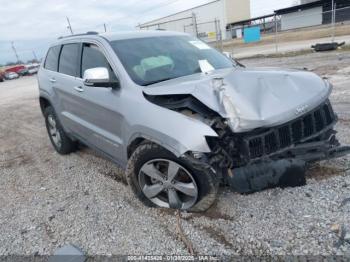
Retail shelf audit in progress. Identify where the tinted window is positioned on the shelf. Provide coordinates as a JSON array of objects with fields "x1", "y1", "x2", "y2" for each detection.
[
  {"x1": 44, "y1": 46, "x2": 61, "y2": 71},
  {"x1": 81, "y1": 44, "x2": 117, "y2": 80},
  {"x1": 58, "y1": 44, "x2": 79, "y2": 76}
]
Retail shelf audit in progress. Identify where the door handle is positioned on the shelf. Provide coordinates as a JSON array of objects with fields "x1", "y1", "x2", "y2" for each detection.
[
  {"x1": 49, "y1": 78, "x2": 56, "y2": 83},
  {"x1": 74, "y1": 86, "x2": 84, "y2": 92}
]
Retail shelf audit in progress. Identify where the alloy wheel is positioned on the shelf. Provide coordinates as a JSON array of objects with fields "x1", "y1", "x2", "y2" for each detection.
[
  {"x1": 47, "y1": 115, "x2": 62, "y2": 149},
  {"x1": 138, "y1": 159, "x2": 198, "y2": 209}
]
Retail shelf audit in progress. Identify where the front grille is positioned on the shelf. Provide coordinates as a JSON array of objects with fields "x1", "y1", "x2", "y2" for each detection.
[{"x1": 246, "y1": 100, "x2": 336, "y2": 159}]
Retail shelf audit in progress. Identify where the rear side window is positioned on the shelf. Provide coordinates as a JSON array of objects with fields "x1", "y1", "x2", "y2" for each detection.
[
  {"x1": 81, "y1": 43, "x2": 117, "y2": 80},
  {"x1": 58, "y1": 44, "x2": 80, "y2": 77},
  {"x1": 44, "y1": 46, "x2": 61, "y2": 71}
]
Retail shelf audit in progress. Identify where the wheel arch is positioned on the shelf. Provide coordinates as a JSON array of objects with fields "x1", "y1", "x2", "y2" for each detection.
[
  {"x1": 126, "y1": 133, "x2": 185, "y2": 161},
  {"x1": 126, "y1": 126, "x2": 216, "y2": 161},
  {"x1": 39, "y1": 96, "x2": 52, "y2": 116}
]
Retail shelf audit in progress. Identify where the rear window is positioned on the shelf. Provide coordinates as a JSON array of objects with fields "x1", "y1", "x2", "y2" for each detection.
[
  {"x1": 44, "y1": 46, "x2": 61, "y2": 71},
  {"x1": 58, "y1": 44, "x2": 80, "y2": 77}
]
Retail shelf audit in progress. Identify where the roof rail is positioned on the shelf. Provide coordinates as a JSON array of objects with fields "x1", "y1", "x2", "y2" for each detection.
[{"x1": 58, "y1": 31, "x2": 99, "y2": 40}]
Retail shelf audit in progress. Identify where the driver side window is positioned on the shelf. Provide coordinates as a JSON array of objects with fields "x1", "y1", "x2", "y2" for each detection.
[{"x1": 81, "y1": 43, "x2": 117, "y2": 81}]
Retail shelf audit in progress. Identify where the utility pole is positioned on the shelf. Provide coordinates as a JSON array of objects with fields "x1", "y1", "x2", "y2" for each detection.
[
  {"x1": 66, "y1": 17, "x2": 74, "y2": 35},
  {"x1": 32, "y1": 50, "x2": 38, "y2": 61},
  {"x1": 103, "y1": 23, "x2": 107, "y2": 32},
  {"x1": 274, "y1": 14, "x2": 279, "y2": 53},
  {"x1": 331, "y1": 0, "x2": 336, "y2": 43},
  {"x1": 192, "y1": 13, "x2": 198, "y2": 37},
  {"x1": 11, "y1": 41, "x2": 20, "y2": 64}
]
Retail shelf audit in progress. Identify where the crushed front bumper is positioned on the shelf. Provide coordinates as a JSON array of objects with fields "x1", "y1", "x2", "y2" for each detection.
[{"x1": 226, "y1": 140, "x2": 350, "y2": 194}]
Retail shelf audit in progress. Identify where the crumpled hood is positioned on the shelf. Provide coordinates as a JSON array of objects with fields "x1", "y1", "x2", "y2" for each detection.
[{"x1": 143, "y1": 67, "x2": 331, "y2": 132}]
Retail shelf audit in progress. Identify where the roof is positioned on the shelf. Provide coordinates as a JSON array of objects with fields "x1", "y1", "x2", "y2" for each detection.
[
  {"x1": 275, "y1": 1, "x2": 323, "y2": 15},
  {"x1": 54, "y1": 30, "x2": 188, "y2": 45},
  {"x1": 101, "y1": 30, "x2": 188, "y2": 41}
]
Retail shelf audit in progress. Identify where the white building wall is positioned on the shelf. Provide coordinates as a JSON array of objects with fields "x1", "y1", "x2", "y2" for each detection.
[
  {"x1": 139, "y1": 0, "x2": 250, "y2": 40},
  {"x1": 140, "y1": 0, "x2": 225, "y2": 39},
  {"x1": 281, "y1": 6, "x2": 323, "y2": 30}
]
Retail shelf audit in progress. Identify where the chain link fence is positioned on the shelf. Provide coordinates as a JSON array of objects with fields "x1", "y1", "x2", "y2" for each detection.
[
  {"x1": 139, "y1": 5, "x2": 350, "y2": 57},
  {"x1": 225, "y1": 6, "x2": 350, "y2": 57}
]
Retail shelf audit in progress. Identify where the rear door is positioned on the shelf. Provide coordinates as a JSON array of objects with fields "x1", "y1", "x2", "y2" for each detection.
[
  {"x1": 39, "y1": 45, "x2": 61, "y2": 108},
  {"x1": 53, "y1": 43, "x2": 89, "y2": 137}
]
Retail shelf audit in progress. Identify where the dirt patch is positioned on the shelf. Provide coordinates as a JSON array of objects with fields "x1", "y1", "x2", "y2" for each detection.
[
  {"x1": 197, "y1": 225, "x2": 235, "y2": 249},
  {"x1": 0, "y1": 154, "x2": 32, "y2": 168},
  {"x1": 338, "y1": 118, "x2": 350, "y2": 125},
  {"x1": 311, "y1": 65, "x2": 340, "y2": 76},
  {"x1": 98, "y1": 169, "x2": 127, "y2": 185},
  {"x1": 307, "y1": 164, "x2": 346, "y2": 181}
]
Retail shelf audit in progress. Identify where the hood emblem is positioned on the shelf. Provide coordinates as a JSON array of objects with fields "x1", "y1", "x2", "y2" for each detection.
[{"x1": 295, "y1": 105, "x2": 309, "y2": 115}]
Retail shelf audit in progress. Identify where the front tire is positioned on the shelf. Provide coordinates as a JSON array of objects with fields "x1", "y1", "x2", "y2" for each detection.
[
  {"x1": 44, "y1": 106, "x2": 77, "y2": 155},
  {"x1": 126, "y1": 143, "x2": 219, "y2": 212}
]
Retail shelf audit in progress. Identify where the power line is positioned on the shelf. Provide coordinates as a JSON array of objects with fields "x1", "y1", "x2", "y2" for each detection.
[
  {"x1": 108, "y1": 0, "x2": 183, "y2": 24},
  {"x1": 66, "y1": 0, "x2": 184, "y2": 34}
]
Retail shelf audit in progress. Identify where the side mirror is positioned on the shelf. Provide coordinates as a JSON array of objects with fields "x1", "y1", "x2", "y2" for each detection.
[{"x1": 83, "y1": 67, "x2": 119, "y2": 88}]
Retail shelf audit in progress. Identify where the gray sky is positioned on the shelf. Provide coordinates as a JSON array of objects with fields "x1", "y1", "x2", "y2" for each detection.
[{"x1": 0, "y1": 0, "x2": 295, "y2": 64}]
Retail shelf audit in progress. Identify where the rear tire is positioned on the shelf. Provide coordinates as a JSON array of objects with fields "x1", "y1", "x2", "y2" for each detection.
[
  {"x1": 126, "y1": 143, "x2": 219, "y2": 212},
  {"x1": 44, "y1": 106, "x2": 77, "y2": 155}
]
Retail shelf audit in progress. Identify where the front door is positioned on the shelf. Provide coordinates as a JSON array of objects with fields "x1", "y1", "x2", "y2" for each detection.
[{"x1": 73, "y1": 43, "x2": 124, "y2": 161}]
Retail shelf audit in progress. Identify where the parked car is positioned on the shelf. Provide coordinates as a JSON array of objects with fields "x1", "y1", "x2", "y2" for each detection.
[
  {"x1": 5, "y1": 72, "x2": 19, "y2": 80},
  {"x1": 37, "y1": 31, "x2": 350, "y2": 212},
  {"x1": 18, "y1": 68, "x2": 30, "y2": 76},
  {"x1": 27, "y1": 65, "x2": 39, "y2": 75},
  {"x1": 0, "y1": 74, "x2": 4, "y2": 82}
]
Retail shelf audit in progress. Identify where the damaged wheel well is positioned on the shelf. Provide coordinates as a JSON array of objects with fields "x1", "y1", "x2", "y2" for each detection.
[{"x1": 127, "y1": 137, "x2": 146, "y2": 159}]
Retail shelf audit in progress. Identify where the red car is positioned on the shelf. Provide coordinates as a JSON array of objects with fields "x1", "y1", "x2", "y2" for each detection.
[{"x1": 0, "y1": 72, "x2": 4, "y2": 82}]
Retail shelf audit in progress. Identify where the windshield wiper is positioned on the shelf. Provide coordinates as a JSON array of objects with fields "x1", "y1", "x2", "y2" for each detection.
[{"x1": 144, "y1": 77, "x2": 175, "y2": 86}]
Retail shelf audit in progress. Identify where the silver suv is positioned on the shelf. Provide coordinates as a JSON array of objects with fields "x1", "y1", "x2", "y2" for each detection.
[{"x1": 38, "y1": 31, "x2": 349, "y2": 212}]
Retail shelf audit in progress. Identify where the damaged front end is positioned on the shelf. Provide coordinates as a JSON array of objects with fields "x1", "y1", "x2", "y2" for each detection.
[
  {"x1": 206, "y1": 98, "x2": 350, "y2": 193},
  {"x1": 144, "y1": 70, "x2": 350, "y2": 193},
  {"x1": 206, "y1": 78, "x2": 349, "y2": 193}
]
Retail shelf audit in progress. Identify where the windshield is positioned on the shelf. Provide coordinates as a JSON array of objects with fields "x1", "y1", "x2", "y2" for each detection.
[{"x1": 110, "y1": 35, "x2": 236, "y2": 86}]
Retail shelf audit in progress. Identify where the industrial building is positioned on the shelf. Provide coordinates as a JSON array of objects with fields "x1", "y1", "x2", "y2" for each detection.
[
  {"x1": 275, "y1": 0, "x2": 350, "y2": 31},
  {"x1": 138, "y1": 0, "x2": 251, "y2": 41}
]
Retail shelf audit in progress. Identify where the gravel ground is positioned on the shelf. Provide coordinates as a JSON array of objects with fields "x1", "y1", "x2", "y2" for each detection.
[{"x1": 0, "y1": 51, "x2": 350, "y2": 257}]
